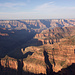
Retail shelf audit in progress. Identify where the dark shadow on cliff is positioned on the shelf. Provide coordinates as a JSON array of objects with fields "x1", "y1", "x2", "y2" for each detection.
[
  {"x1": 0, "y1": 28, "x2": 43, "y2": 59},
  {"x1": 52, "y1": 48, "x2": 56, "y2": 67},
  {"x1": 21, "y1": 39, "x2": 43, "y2": 49},
  {"x1": 43, "y1": 49, "x2": 53, "y2": 75},
  {"x1": 54, "y1": 63, "x2": 75, "y2": 75},
  {"x1": 56, "y1": 23, "x2": 64, "y2": 27},
  {"x1": 0, "y1": 28, "x2": 36, "y2": 58},
  {"x1": 0, "y1": 58, "x2": 75, "y2": 75},
  {"x1": 6, "y1": 38, "x2": 43, "y2": 59},
  {"x1": 8, "y1": 51, "x2": 34, "y2": 59},
  {"x1": 17, "y1": 59, "x2": 45, "y2": 75},
  {"x1": 0, "y1": 63, "x2": 45, "y2": 75},
  {"x1": 40, "y1": 20, "x2": 51, "y2": 28},
  {"x1": 17, "y1": 59, "x2": 23, "y2": 75},
  {"x1": 0, "y1": 58, "x2": 2, "y2": 72}
]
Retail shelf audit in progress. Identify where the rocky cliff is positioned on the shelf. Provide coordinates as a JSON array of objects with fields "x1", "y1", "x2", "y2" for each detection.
[
  {"x1": 0, "y1": 36, "x2": 75, "y2": 74},
  {"x1": 35, "y1": 26, "x2": 75, "y2": 44}
]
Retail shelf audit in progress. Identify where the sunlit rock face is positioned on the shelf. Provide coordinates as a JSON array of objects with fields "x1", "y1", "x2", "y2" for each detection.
[
  {"x1": 1, "y1": 56, "x2": 18, "y2": 70},
  {"x1": 1, "y1": 40, "x2": 75, "y2": 74},
  {"x1": 35, "y1": 26, "x2": 75, "y2": 44}
]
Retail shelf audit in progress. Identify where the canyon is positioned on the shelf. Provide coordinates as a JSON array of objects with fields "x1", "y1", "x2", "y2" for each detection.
[{"x1": 0, "y1": 19, "x2": 75, "y2": 75}]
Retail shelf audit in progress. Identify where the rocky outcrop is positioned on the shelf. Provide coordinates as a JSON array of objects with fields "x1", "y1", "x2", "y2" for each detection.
[
  {"x1": 0, "y1": 54, "x2": 46, "y2": 74},
  {"x1": 23, "y1": 61, "x2": 46, "y2": 74},
  {"x1": 35, "y1": 26, "x2": 75, "y2": 44},
  {"x1": 1, "y1": 56, "x2": 17, "y2": 70}
]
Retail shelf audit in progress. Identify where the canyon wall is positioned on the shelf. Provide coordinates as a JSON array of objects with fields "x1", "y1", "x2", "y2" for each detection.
[
  {"x1": 35, "y1": 26, "x2": 75, "y2": 44},
  {"x1": 0, "y1": 43, "x2": 75, "y2": 74}
]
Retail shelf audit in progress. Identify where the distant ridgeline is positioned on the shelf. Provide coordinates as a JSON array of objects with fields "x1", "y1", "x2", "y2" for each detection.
[{"x1": 0, "y1": 19, "x2": 75, "y2": 32}]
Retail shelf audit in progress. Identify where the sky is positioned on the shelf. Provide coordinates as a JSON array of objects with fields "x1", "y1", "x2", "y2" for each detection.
[{"x1": 0, "y1": 0, "x2": 75, "y2": 19}]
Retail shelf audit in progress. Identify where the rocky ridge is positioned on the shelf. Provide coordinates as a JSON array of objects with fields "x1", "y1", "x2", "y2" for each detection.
[
  {"x1": 0, "y1": 19, "x2": 75, "y2": 32},
  {"x1": 34, "y1": 26, "x2": 75, "y2": 44}
]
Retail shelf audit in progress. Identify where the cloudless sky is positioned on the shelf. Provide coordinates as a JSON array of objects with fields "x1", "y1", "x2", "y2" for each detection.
[{"x1": 0, "y1": 0, "x2": 75, "y2": 19}]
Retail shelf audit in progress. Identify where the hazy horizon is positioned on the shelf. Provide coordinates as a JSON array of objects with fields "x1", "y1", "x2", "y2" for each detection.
[{"x1": 0, "y1": 0, "x2": 75, "y2": 19}]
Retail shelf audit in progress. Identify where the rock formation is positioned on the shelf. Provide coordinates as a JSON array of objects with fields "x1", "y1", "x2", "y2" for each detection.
[
  {"x1": 0, "y1": 21, "x2": 75, "y2": 75},
  {"x1": 35, "y1": 26, "x2": 75, "y2": 44}
]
